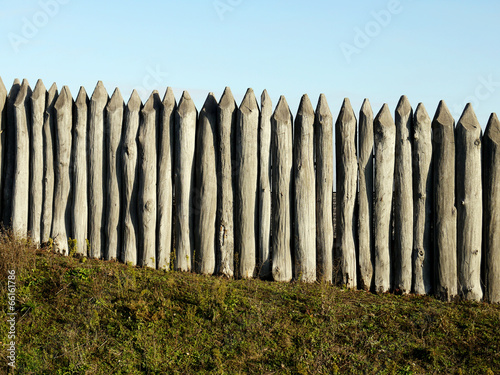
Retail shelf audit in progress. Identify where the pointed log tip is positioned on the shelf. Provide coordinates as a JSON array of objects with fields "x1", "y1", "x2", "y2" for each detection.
[
  {"x1": 202, "y1": 92, "x2": 218, "y2": 112},
  {"x1": 338, "y1": 97, "x2": 355, "y2": 123},
  {"x1": 32, "y1": 79, "x2": 46, "y2": 100},
  {"x1": 273, "y1": 95, "x2": 291, "y2": 121},
  {"x1": 374, "y1": 103, "x2": 394, "y2": 126},
  {"x1": 91, "y1": 81, "x2": 108, "y2": 102},
  {"x1": 316, "y1": 94, "x2": 332, "y2": 117},
  {"x1": 178, "y1": 90, "x2": 196, "y2": 113},
  {"x1": 261, "y1": 89, "x2": 271, "y2": 109},
  {"x1": 485, "y1": 113, "x2": 500, "y2": 143},
  {"x1": 13, "y1": 80, "x2": 30, "y2": 107},
  {"x1": 457, "y1": 103, "x2": 480, "y2": 132},
  {"x1": 107, "y1": 88, "x2": 124, "y2": 112},
  {"x1": 219, "y1": 86, "x2": 236, "y2": 109},
  {"x1": 54, "y1": 86, "x2": 72, "y2": 110},
  {"x1": 239, "y1": 88, "x2": 258, "y2": 113},
  {"x1": 414, "y1": 103, "x2": 430, "y2": 124},
  {"x1": 143, "y1": 91, "x2": 162, "y2": 112},
  {"x1": 396, "y1": 95, "x2": 412, "y2": 117},
  {"x1": 48, "y1": 82, "x2": 58, "y2": 95},
  {"x1": 76, "y1": 86, "x2": 87, "y2": 103},
  {"x1": 433, "y1": 100, "x2": 455, "y2": 128},
  {"x1": 162, "y1": 87, "x2": 176, "y2": 108},
  {"x1": 360, "y1": 98, "x2": 372, "y2": 114},
  {"x1": 127, "y1": 90, "x2": 142, "y2": 111},
  {"x1": 297, "y1": 94, "x2": 314, "y2": 116}
]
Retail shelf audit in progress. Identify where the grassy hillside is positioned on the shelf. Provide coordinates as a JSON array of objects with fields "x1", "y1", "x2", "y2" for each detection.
[{"x1": 0, "y1": 231, "x2": 499, "y2": 374}]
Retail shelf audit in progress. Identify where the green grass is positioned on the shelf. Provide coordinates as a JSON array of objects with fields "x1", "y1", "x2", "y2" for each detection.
[{"x1": 0, "y1": 232, "x2": 499, "y2": 374}]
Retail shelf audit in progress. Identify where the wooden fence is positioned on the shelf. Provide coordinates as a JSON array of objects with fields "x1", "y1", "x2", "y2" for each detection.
[{"x1": 0, "y1": 77, "x2": 499, "y2": 303}]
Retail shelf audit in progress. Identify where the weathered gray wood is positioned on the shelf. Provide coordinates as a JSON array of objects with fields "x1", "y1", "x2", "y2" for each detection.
[
  {"x1": 394, "y1": 95, "x2": 413, "y2": 294},
  {"x1": 72, "y1": 87, "x2": 88, "y2": 255},
  {"x1": 271, "y1": 96, "x2": 293, "y2": 282},
  {"x1": 138, "y1": 91, "x2": 160, "y2": 268},
  {"x1": 122, "y1": 90, "x2": 142, "y2": 265},
  {"x1": 315, "y1": 94, "x2": 333, "y2": 283},
  {"x1": 195, "y1": 93, "x2": 218, "y2": 275},
  {"x1": 236, "y1": 88, "x2": 259, "y2": 279},
  {"x1": 431, "y1": 100, "x2": 457, "y2": 301},
  {"x1": 412, "y1": 103, "x2": 433, "y2": 295},
  {"x1": 217, "y1": 87, "x2": 236, "y2": 278},
  {"x1": 357, "y1": 98, "x2": 374, "y2": 290},
  {"x1": 41, "y1": 83, "x2": 57, "y2": 243},
  {"x1": 174, "y1": 91, "x2": 197, "y2": 272},
  {"x1": 456, "y1": 104, "x2": 483, "y2": 301},
  {"x1": 29, "y1": 79, "x2": 46, "y2": 246},
  {"x1": 373, "y1": 103, "x2": 396, "y2": 293},
  {"x1": 52, "y1": 86, "x2": 72, "y2": 254},
  {"x1": 157, "y1": 87, "x2": 176, "y2": 270},
  {"x1": 3, "y1": 79, "x2": 21, "y2": 227},
  {"x1": 483, "y1": 113, "x2": 500, "y2": 303},
  {"x1": 0, "y1": 78, "x2": 6, "y2": 223},
  {"x1": 105, "y1": 88, "x2": 124, "y2": 260},
  {"x1": 335, "y1": 98, "x2": 357, "y2": 288},
  {"x1": 88, "y1": 81, "x2": 108, "y2": 258},
  {"x1": 12, "y1": 79, "x2": 32, "y2": 237},
  {"x1": 259, "y1": 90, "x2": 272, "y2": 279},
  {"x1": 293, "y1": 94, "x2": 316, "y2": 282}
]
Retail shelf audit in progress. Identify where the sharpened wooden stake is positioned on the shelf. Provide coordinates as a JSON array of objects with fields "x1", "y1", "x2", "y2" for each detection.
[
  {"x1": 483, "y1": 113, "x2": 500, "y2": 303},
  {"x1": 217, "y1": 87, "x2": 236, "y2": 278},
  {"x1": 315, "y1": 94, "x2": 334, "y2": 283},
  {"x1": 431, "y1": 100, "x2": 457, "y2": 301},
  {"x1": 0, "y1": 78, "x2": 6, "y2": 222},
  {"x1": 12, "y1": 79, "x2": 32, "y2": 237},
  {"x1": 271, "y1": 96, "x2": 293, "y2": 282},
  {"x1": 3, "y1": 79, "x2": 21, "y2": 227},
  {"x1": 122, "y1": 90, "x2": 142, "y2": 265},
  {"x1": 412, "y1": 103, "x2": 433, "y2": 295},
  {"x1": 138, "y1": 91, "x2": 160, "y2": 268},
  {"x1": 358, "y1": 98, "x2": 374, "y2": 290},
  {"x1": 88, "y1": 81, "x2": 108, "y2": 258},
  {"x1": 105, "y1": 88, "x2": 124, "y2": 260},
  {"x1": 394, "y1": 95, "x2": 413, "y2": 294},
  {"x1": 157, "y1": 87, "x2": 176, "y2": 270},
  {"x1": 335, "y1": 98, "x2": 357, "y2": 288},
  {"x1": 52, "y1": 86, "x2": 72, "y2": 254},
  {"x1": 41, "y1": 83, "x2": 57, "y2": 243},
  {"x1": 373, "y1": 104, "x2": 396, "y2": 293},
  {"x1": 259, "y1": 90, "x2": 272, "y2": 279},
  {"x1": 29, "y1": 79, "x2": 46, "y2": 246},
  {"x1": 236, "y1": 88, "x2": 259, "y2": 279},
  {"x1": 293, "y1": 94, "x2": 316, "y2": 282},
  {"x1": 456, "y1": 104, "x2": 483, "y2": 301},
  {"x1": 195, "y1": 93, "x2": 218, "y2": 275},
  {"x1": 174, "y1": 91, "x2": 197, "y2": 272},
  {"x1": 72, "y1": 87, "x2": 88, "y2": 255}
]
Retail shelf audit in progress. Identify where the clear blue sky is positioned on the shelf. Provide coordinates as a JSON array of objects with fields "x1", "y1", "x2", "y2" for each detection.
[{"x1": 1, "y1": 0, "x2": 499, "y2": 126}]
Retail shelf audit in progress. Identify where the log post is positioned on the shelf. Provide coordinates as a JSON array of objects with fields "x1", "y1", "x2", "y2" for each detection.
[
  {"x1": 373, "y1": 103, "x2": 396, "y2": 293},
  {"x1": 29, "y1": 79, "x2": 46, "y2": 246},
  {"x1": 259, "y1": 90, "x2": 272, "y2": 279},
  {"x1": 412, "y1": 103, "x2": 433, "y2": 294},
  {"x1": 52, "y1": 86, "x2": 72, "y2": 254},
  {"x1": 483, "y1": 113, "x2": 500, "y2": 303},
  {"x1": 394, "y1": 95, "x2": 413, "y2": 293},
  {"x1": 357, "y1": 98, "x2": 374, "y2": 290},
  {"x1": 431, "y1": 100, "x2": 457, "y2": 301},
  {"x1": 335, "y1": 98, "x2": 357, "y2": 288},
  {"x1": 315, "y1": 94, "x2": 334, "y2": 283},
  {"x1": 217, "y1": 87, "x2": 236, "y2": 277},
  {"x1": 0, "y1": 78, "x2": 6, "y2": 223},
  {"x1": 88, "y1": 81, "x2": 108, "y2": 258},
  {"x1": 72, "y1": 87, "x2": 88, "y2": 255},
  {"x1": 293, "y1": 94, "x2": 316, "y2": 282},
  {"x1": 195, "y1": 93, "x2": 218, "y2": 275},
  {"x1": 105, "y1": 88, "x2": 124, "y2": 260},
  {"x1": 122, "y1": 90, "x2": 142, "y2": 265},
  {"x1": 456, "y1": 104, "x2": 483, "y2": 301},
  {"x1": 174, "y1": 91, "x2": 197, "y2": 272},
  {"x1": 3, "y1": 79, "x2": 20, "y2": 227},
  {"x1": 41, "y1": 83, "x2": 57, "y2": 243},
  {"x1": 236, "y1": 88, "x2": 259, "y2": 279},
  {"x1": 12, "y1": 79, "x2": 32, "y2": 237},
  {"x1": 271, "y1": 96, "x2": 293, "y2": 282},
  {"x1": 157, "y1": 87, "x2": 176, "y2": 270},
  {"x1": 138, "y1": 91, "x2": 160, "y2": 268}
]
